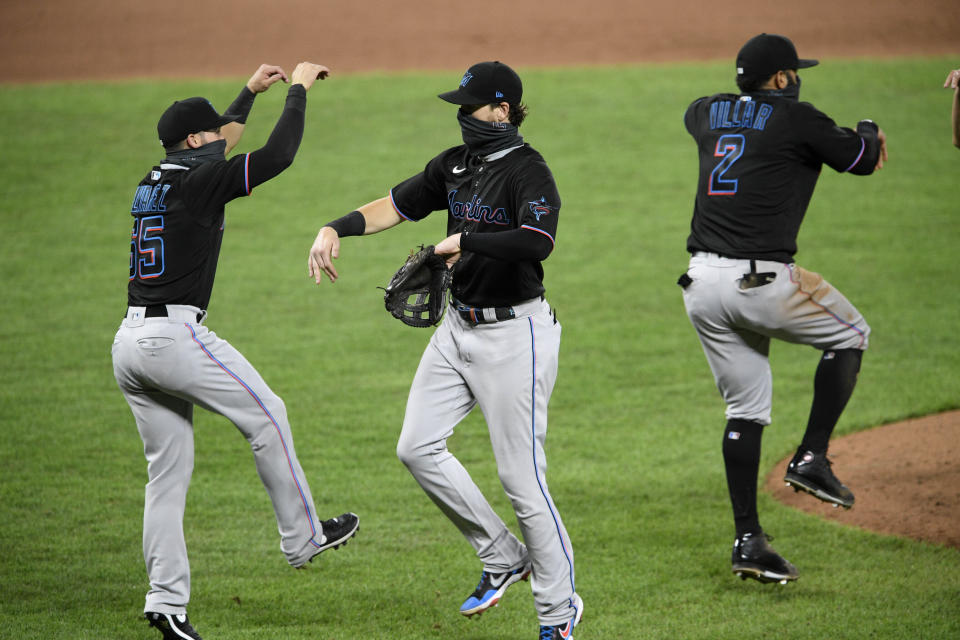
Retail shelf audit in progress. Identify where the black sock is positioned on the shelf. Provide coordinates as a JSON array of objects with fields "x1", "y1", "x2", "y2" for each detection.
[
  {"x1": 800, "y1": 349, "x2": 863, "y2": 454},
  {"x1": 722, "y1": 419, "x2": 765, "y2": 538}
]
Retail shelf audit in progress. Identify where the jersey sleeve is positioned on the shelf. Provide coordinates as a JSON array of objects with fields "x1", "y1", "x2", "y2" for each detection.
[
  {"x1": 684, "y1": 97, "x2": 708, "y2": 135},
  {"x1": 796, "y1": 102, "x2": 871, "y2": 174},
  {"x1": 512, "y1": 153, "x2": 561, "y2": 248},
  {"x1": 389, "y1": 152, "x2": 450, "y2": 221}
]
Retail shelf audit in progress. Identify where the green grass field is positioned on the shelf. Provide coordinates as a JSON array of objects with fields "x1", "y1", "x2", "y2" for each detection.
[{"x1": 1, "y1": 57, "x2": 958, "y2": 639}]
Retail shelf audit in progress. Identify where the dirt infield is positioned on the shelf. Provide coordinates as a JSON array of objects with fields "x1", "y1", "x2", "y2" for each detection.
[
  {"x1": 5, "y1": 1, "x2": 957, "y2": 549},
  {"x1": 1, "y1": 0, "x2": 958, "y2": 83}
]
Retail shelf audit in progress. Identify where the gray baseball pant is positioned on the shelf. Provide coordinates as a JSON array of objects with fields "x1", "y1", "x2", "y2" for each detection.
[
  {"x1": 112, "y1": 305, "x2": 325, "y2": 614},
  {"x1": 682, "y1": 253, "x2": 870, "y2": 425},
  {"x1": 396, "y1": 297, "x2": 578, "y2": 626}
]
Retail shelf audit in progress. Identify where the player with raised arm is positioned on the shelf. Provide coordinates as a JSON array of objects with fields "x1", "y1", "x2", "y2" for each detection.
[
  {"x1": 113, "y1": 63, "x2": 359, "y2": 640},
  {"x1": 944, "y1": 67, "x2": 960, "y2": 148}
]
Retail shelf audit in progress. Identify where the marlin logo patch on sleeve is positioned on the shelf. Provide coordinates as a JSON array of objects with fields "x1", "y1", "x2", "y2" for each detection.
[{"x1": 528, "y1": 197, "x2": 556, "y2": 221}]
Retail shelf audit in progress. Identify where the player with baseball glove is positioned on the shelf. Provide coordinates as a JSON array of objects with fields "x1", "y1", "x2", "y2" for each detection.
[
  {"x1": 679, "y1": 34, "x2": 887, "y2": 585},
  {"x1": 309, "y1": 61, "x2": 581, "y2": 639}
]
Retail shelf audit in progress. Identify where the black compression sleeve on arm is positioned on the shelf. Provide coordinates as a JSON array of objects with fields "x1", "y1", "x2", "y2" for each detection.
[
  {"x1": 848, "y1": 120, "x2": 881, "y2": 175},
  {"x1": 245, "y1": 85, "x2": 307, "y2": 190},
  {"x1": 225, "y1": 86, "x2": 256, "y2": 124},
  {"x1": 460, "y1": 228, "x2": 553, "y2": 262},
  {"x1": 324, "y1": 211, "x2": 366, "y2": 237}
]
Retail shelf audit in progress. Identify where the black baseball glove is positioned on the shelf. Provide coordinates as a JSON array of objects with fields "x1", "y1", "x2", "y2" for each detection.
[{"x1": 383, "y1": 245, "x2": 452, "y2": 327}]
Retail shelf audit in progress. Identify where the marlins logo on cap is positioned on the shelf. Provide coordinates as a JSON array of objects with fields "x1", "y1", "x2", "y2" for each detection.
[{"x1": 439, "y1": 61, "x2": 523, "y2": 105}]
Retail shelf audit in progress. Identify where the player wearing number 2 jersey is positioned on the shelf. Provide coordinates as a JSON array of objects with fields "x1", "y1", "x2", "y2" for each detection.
[
  {"x1": 112, "y1": 63, "x2": 359, "y2": 640},
  {"x1": 678, "y1": 34, "x2": 887, "y2": 584}
]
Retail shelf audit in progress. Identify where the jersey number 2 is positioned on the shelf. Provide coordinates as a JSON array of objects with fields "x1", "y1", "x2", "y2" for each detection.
[
  {"x1": 708, "y1": 134, "x2": 745, "y2": 196},
  {"x1": 129, "y1": 215, "x2": 165, "y2": 280}
]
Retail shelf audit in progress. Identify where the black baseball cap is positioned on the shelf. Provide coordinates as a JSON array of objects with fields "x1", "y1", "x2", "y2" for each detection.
[
  {"x1": 438, "y1": 61, "x2": 523, "y2": 105},
  {"x1": 157, "y1": 97, "x2": 239, "y2": 146},
  {"x1": 736, "y1": 33, "x2": 818, "y2": 80}
]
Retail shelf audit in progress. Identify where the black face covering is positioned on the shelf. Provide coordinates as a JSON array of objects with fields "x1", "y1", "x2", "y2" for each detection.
[
  {"x1": 756, "y1": 74, "x2": 801, "y2": 101},
  {"x1": 163, "y1": 139, "x2": 227, "y2": 167},
  {"x1": 781, "y1": 74, "x2": 801, "y2": 100},
  {"x1": 456, "y1": 108, "x2": 524, "y2": 158}
]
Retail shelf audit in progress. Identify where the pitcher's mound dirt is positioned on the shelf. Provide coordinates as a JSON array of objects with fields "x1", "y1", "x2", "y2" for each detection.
[{"x1": 766, "y1": 411, "x2": 960, "y2": 549}]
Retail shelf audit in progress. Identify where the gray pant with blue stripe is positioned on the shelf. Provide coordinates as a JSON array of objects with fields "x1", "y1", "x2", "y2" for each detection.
[
  {"x1": 112, "y1": 305, "x2": 326, "y2": 614},
  {"x1": 396, "y1": 296, "x2": 578, "y2": 626}
]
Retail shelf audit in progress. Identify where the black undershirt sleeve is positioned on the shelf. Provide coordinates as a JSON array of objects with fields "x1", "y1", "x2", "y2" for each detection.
[
  {"x1": 225, "y1": 86, "x2": 256, "y2": 124},
  {"x1": 847, "y1": 120, "x2": 881, "y2": 175},
  {"x1": 245, "y1": 85, "x2": 307, "y2": 190},
  {"x1": 460, "y1": 227, "x2": 554, "y2": 262}
]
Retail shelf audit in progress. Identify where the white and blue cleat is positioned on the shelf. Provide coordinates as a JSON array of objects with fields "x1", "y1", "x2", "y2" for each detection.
[{"x1": 460, "y1": 563, "x2": 532, "y2": 617}]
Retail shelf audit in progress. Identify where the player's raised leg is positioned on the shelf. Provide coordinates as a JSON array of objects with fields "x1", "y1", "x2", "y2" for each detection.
[
  {"x1": 761, "y1": 266, "x2": 869, "y2": 508},
  {"x1": 170, "y1": 324, "x2": 356, "y2": 567}
]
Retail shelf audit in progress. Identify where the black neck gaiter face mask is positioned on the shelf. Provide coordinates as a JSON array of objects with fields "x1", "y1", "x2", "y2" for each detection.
[
  {"x1": 163, "y1": 139, "x2": 227, "y2": 166},
  {"x1": 780, "y1": 74, "x2": 801, "y2": 100},
  {"x1": 761, "y1": 75, "x2": 801, "y2": 101},
  {"x1": 457, "y1": 108, "x2": 524, "y2": 158}
]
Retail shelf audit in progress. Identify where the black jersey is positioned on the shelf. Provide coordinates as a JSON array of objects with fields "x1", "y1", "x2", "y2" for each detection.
[
  {"x1": 127, "y1": 154, "x2": 250, "y2": 309},
  {"x1": 127, "y1": 86, "x2": 307, "y2": 310},
  {"x1": 684, "y1": 91, "x2": 880, "y2": 262},
  {"x1": 390, "y1": 144, "x2": 561, "y2": 307}
]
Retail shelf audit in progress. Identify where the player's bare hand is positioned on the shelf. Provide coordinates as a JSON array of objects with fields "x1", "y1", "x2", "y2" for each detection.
[
  {"x1": 247, "y1": 64, "x2": 288, "y2": 93},
  {"x1": 309, "y1": 226, "x2": 341, "y2": 284},
  {"x1": 291, "y1": 63, "x2": 330, "y2": 91},
  {"x1": 943, "y1": 69, "x2": 960, "y2": 91},
  {"x1": 875, "y1": 127, "x2": 888, "y2": 170},
  {"x1": 434, "y1": 233, "x2": 462, "y2": 268}
]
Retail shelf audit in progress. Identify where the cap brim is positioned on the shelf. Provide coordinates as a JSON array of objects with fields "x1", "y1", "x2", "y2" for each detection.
[
  {"x1": 797, "y1": 58, "x2": 819, "y2": 69},
  {"x1": 438, "y1": 88, "x2": 489, "y2": 105}
]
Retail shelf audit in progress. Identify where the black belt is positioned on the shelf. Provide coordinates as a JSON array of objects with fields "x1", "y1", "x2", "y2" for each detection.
[
  {"x1": 128, "y1": 305, "x2": 205, "y2": 323},
  {"x1": 452, "y1": 299, "x2": 516, "y2": 325},
  {"x1": 145, "y1": 305, "x2": 168, "y2": 318}
]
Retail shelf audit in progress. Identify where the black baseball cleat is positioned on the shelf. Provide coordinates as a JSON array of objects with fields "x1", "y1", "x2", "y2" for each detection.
[
  {"x1": 784, "y1": 449, "x2": 855, "y2": 509},
  {"x1": 731, "y1": 532, "x2": 799, "y2": 584},
  {"x1": 307, "y1": 512, "x2": 360, "y2": 563},
  {"x1": 145, "y1": 611, "x2": 202, "y2": 640}
]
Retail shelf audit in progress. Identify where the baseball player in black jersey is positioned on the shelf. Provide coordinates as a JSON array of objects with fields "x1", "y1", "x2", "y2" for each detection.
[
  {"x1": 308, "y1": 61, "x2": 582, "y2": 639},
  {"x1": 112, "y1": 63, "x2": 359, "y2": 640},
  {"x1": 678, "y1": 34, "x2": 888, "y2": 584}
]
